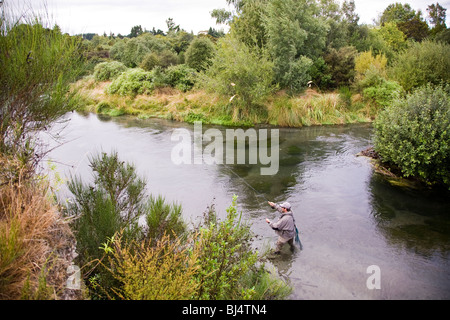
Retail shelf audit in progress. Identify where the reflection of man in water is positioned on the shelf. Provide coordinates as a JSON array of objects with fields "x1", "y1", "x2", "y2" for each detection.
[{"x1": 266, "y1": 201, "x2": 296, "y2": 255}]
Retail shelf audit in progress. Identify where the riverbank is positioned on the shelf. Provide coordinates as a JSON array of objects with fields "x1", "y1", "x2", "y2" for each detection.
[
  {"x1": 74, "y1": 76, "x2": 377, "y2": 127},
  {"x1": 357, "y1": 147, "x2": 445, "y2": 190}
]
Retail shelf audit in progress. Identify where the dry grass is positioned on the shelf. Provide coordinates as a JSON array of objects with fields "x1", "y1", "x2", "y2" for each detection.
[
  {"x1": 74, "y1": 79, "x2": 376, "y2": 127},
  {"x1": 0, "y1": 156, "x2": 76, "y2": 300}
]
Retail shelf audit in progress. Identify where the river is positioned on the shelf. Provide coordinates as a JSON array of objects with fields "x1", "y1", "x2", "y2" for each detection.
[{"x1": 44, "y1": 112, "x2": 450, "y2": 300}]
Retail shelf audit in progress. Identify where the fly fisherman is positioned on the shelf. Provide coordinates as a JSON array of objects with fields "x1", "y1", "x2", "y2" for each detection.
[{"x1": 266, "y1": 201, "x2": 299, "y2": 255}]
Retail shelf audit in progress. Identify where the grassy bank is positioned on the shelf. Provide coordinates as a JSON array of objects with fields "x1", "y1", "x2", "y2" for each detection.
[{"x1": 74, "y1": 76, "x2": 377, "y2": 127}]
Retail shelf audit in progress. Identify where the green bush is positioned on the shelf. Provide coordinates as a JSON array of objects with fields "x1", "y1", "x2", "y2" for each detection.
[
  {"x1": 107, "y1": 68, "x2": 154, "y2": 96},
  {"x1": 0, "y1": 15, "x2": 84, "y2": 170},
  {"x1": 66, "y1": 151, "x2": 147, "y2": 265},
  {"x1": 145, "y1": 195, "x2": 186, "y2": 244},
  {"x1": 199, "y1": 35, "x2": 275, "y2": 112},
  {"x1": 139, "y1": 50, "x2": 178, "y2": 71},
  {"x1": 185, "y1": 37, "x2": 216, "y2": 72},
  {"x1": 356, "y1": 66, "x2": 402, "y2": 107},
  {"x1": 324, "y1": 46, "x2": 358, "y2": 88},
  {"x1": 390, "y1": 40, "x2": 450, "y2": 92},
  {"x1": 374, "y1": 85, "x2": 450, "y2": 187},
  {"x1": 93, "y1": 61, "x2": 127, "y2": 81},
  {"x1": 192, "y1": 196, "x2": 290, "y2": 300},
  {"x1": 165, "y1": 64, "x2": 197, "y2": 91}
]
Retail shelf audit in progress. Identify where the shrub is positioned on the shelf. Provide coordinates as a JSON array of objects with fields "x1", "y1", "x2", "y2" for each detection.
[
  {"x1": 355, "y1": 63, "x2": 402, "y2": 108},
  {"x1": 139, "y1": 52, "x2": 160, "y2": 71},
  {"x1": 107, "y1": 68, "x2": 154, "y2": 96},
  {"x1": 101, "y1": 233, "x2": 200, "y2": 300},
  {"x1": 0, "y1": 11, "x2": 84, "y2": 173},
  {"x1": 324, "y1": 46, "x2": 358, "y2": 88},
  {"x1": 192, "y1": 196, "x2": 259, "y2": 299},
  {"x1": 281, "y1": 56, "x2": 314, "y2": 94},
  {"x1": 354, "y1": 50, "x2": 387, "y2": 80},
  {"x1": 165, "y1": 64, "x2": 197, "y2": 91},
  {"x1": 199, "y1": 35, "x2": 275, "y2": 113},
  {"x1": 66, "y1": 152, "x2": 146, "y2": 265},
  {"x1": 145, "y1": 195, "x2": 186, "y2": 244},
  {"x1": 139, "y1": 50, "x2": 178, "y2": 71},
  {"x1": 185, "y1": 37, "x2": 216, "y2": 72},
  {"x1": 93, "y1": 61, "x2": 127, "y2": 81},
  {"x1": 374, "y1": 85, "x2": 450, "y2": 187},
  {"x1": 390, "y1": 40, "x2": 450, "y2": 92}
]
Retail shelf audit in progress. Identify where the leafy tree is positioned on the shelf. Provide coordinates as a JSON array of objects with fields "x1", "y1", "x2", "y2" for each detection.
[
  {"x1": 397, "y1": 14, "x2": 429, "y2": 41},
  {"x1": 427, "y1": 2, "x2": 447, "y2": 31},
  {"x1": 379, "y1": 3, "x2": 416, "y2": 25},
  {"x1": 265, "y1": 0, "x2": 328, "y2": 92},
  {"x1": 324, "y1": 46, "x2": 357, "y2": 88},
  {"x1": 200, "y1": 34, "x2": 275, "y2": 112},
  {"x1": 231, "y1": 0, "x2": 268, "y2": 49},
  {"x1": 185, "y1": 37, "x2": 216, "y2": 72},
  {"x1": 389, "y1": 40, "x2": 450, "y2": 92},
  {"x1": 378, "y1": 3, "x2": 429, "y2": 42},
  {"x1": 207, "y1": 27, "x2": 226, "y2": 38},
  {"x1": 166, "y1": 17, "x2": 180, "y2": 33},
  {"x1": 129, "y1": 25, "x2": 143, "y2": 38},
  {"x1": 376, "y1": 22, "x2": 407, "y2": 53},
  {"x1": 211, "y1": 8, "x2": 234, "y2": 25}
]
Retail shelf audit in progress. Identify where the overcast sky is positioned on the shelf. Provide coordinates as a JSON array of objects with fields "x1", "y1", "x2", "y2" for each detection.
[{"x1": 13, "y1": 0, "x2": 450, "y2": 35}]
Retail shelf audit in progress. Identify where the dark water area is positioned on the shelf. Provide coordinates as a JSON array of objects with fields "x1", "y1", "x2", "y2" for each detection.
[{"x1": 44, "y1": 112, "x2": 450, "y2": 300}]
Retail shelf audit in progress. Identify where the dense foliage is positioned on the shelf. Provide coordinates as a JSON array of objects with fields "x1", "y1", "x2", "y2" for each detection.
[
  {"x1": 0, "y1": 10, "x2": 84, "y2": 175},
  {"x1": 93, "y1": 61, "x2": 127, "y2": 81},
  {"x1": 65, "y1": 152, "x2": 291, "y2": 299},
  {"x1": 374, "y1": 85, "x2": 450, "y2": 187}
]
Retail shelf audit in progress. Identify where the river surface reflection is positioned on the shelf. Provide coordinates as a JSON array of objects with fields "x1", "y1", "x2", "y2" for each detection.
[{"x1": 45, "y1": 112, "x2": 450, "y2": 299}]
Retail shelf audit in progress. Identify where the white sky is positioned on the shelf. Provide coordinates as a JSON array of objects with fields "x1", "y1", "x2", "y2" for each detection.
[{"x1": 10, "y1": 0, "x2": 450, "y2": 35}]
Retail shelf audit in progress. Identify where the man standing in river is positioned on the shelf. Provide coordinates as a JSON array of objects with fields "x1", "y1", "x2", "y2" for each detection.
[{"x1": 266, "y1": 201, "x2": 297, "y2": 255}]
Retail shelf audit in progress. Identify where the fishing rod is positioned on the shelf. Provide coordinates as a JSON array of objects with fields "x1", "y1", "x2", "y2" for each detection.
[
  {"x1": 222, "y1": 163, "x2": 269, "y2": 201},
  {"x1": 222, "y1": 164, "x2": 303, "y2": 250}
]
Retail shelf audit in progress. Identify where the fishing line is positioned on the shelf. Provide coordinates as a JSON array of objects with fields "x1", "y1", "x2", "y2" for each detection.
[
  {"x1": 223, "y1": 164, "x2": 304, "y2": 250},
  {"x1": 222, "y1": 163, "x2": 269, "y2": 201}
]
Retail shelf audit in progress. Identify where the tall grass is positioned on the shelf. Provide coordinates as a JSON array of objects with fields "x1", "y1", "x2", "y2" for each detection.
[
  {"x1": 0, "y1": 156, "x2": 75, "y2": 299},
  {"x1": 267, "y1": 90, "x2": 372, "y2": 127}
]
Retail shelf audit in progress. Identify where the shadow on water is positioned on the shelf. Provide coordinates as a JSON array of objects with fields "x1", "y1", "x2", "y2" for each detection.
[{"x1": 369, "y1": 173, "x2": 450, "y2": 257}]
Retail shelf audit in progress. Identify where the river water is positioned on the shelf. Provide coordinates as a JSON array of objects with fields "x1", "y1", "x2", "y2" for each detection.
[{"x1": 44, "y1": 112, "x2": 450, "y2": 300}]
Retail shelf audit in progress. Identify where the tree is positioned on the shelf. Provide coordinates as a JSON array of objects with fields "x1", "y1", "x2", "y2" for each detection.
[
  {"x1": 379, "y1": 3, "x2": 429, "y2": 41},
  {"x1": 185, "y1": 37, "x2": 216, "y2": 72},
  {"x1": 427, "y1": 3, "x2": 447, "y2": 35},
  {"x1": 166, "y1": 17, "x2": 180, "y2": 33},
  {"x1": 377, "y1": 22, "x2": 407, "y2": 53},
  {"x1": 200, "y1": 34, "x2": 275, "y2": 113},
  {"x1": 390, "y1": 40, "x2": 450, "y2": 92},
  {"x1": 397, "y1": 14, "x2": 429, "y2": 41},
  {"x1": 324, "y1": 46, "x2": 357, "y2": 88},
  {"x1": 264, "y1": 0, "x2": 328, "y2": 92},
  {"x1": 129, "y1": 25, "x2": 143, "y2": 38},
  {"x1": 379, "y1": 3, "x2": 416, "y2": 25}
]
